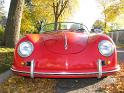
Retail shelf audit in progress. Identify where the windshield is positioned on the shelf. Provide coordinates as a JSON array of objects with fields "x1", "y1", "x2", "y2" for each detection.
[{"x1": 40, "y1": 22, "x2": 89, "y2": 33}]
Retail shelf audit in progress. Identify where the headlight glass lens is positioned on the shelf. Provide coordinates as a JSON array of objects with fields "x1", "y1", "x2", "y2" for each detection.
[
  {"x1": 18, "y1": 41, "x2": 34, "y2": 57},
  {"x1": 98, "y1": 40, "x2": 114, "y2": 56}
]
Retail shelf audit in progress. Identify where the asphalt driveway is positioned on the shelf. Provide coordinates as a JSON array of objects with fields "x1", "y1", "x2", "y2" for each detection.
[
  {"x1": 55, "y1": 76, "x2": 116, "y2": 93},
  {"x1": 117, "y1": 48, "x2": 124, "y2": 61}
]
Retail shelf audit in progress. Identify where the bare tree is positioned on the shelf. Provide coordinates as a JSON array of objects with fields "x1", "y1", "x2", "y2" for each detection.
[{"x1": 52, "y1": 0, "x2": 69, "y2": 30}]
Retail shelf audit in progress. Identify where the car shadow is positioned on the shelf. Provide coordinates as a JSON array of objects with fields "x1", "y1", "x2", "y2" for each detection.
[{"x1": 55, "y1": 77, "x2": 105, "y2": 93}]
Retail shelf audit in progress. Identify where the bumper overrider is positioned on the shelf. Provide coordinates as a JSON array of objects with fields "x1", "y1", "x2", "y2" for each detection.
[{"x1": 11, "y1": 59, "x2": 120, "y2": 78}]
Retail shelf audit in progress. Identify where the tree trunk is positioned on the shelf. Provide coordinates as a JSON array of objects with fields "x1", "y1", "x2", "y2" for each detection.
[
  {"x1": 54, "y1": 18, "x2": 58, "y2": 31},
  {"x1": 4, "y1": 0, "x2": 24, "y2": 48}
]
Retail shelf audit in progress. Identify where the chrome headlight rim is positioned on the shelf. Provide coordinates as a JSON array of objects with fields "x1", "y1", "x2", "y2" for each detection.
[
  {"x1": 98, "y1": 40, "x2": 114, "y2": 57},
  {"x1": 18, "y1": 41, "x2": 34, "y2": 57}
]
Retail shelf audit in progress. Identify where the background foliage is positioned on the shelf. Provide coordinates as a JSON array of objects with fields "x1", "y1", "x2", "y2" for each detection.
[
  {"x1": 0, "y1": 25, "x2": 4, "y2": 42},
  {"x1": 97, "y1": 0, "x2": 124, "y2": 31},
  {"x1": 21, "y1": 0, "x2": 79, "y2": 35}
]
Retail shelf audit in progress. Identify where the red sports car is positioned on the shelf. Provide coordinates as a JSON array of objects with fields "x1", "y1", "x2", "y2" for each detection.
[{"x1": 11, "y1": 22, "x2": 120, "y2": 78}]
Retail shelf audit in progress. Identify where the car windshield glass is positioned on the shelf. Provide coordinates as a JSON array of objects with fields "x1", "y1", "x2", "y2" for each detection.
[{"x1": 40, "y1": 22, "x2": 89, "y2": 33}]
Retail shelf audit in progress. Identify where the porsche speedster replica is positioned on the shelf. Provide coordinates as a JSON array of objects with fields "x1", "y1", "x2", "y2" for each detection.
[{"x1": 11, "y1": 22, "x2": 120, "y2": 78}]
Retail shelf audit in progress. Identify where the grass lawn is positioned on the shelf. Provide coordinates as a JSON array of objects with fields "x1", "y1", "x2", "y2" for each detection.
[
  {"x1": 0, "y1": 75, "x2": 56, "y2": 93},
  {"x1": 0, "y1": 64, "x2": 10, "y2": 73},
  {"x1": 0, "y1": 48, "x2": 14, "y2": 74}
]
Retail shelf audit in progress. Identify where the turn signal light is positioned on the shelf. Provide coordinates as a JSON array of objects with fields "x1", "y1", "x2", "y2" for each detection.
[
  {"x1": 101, "y1": 60, "x2": 111, "y2": 66},
  {"x1": 21, "y1": 62, "x2": 25, "y2": 66},
  {"x1": 105, "y1": 60, "x2": 111, "y2": 65}
]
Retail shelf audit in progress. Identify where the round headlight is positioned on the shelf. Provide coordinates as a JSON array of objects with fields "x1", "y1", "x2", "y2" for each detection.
[
  {"x1": 98, "y1": 40, "x2": 114, "y2": 56},
  {"x1": 18, "y1": 41, "x2": 34, "y2": 57}
]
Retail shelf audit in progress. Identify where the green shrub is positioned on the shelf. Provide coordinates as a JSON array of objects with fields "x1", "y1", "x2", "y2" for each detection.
[{"x1": 0, "y1": 25, "x2": 4, "y2": 42}]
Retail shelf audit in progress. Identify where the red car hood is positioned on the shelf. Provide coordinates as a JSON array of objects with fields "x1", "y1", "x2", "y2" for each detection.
[{"x1": 42, "y1": 31, "x2": 88, "y2": 54}]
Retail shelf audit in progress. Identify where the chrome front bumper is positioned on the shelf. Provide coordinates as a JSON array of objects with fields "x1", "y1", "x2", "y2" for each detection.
[{"x1": 11, "y1": 59, "x2": 120, "y2": 78}]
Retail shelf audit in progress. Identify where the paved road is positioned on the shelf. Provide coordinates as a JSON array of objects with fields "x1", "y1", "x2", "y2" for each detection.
[
  {"x1": 117, "y1": 48, "x2": 124, "y2": 61},
  {"x1": 55, "y1": 76, "x2": 116, "y2": 93},
  {"x1": 0, "y1": 70, "x2": 12, "y2": 84}
]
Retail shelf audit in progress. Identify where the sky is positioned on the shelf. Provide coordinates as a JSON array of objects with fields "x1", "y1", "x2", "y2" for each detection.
[
  {"x1": 3, "y1": 0, "x2": 103, "y2": 29},
  {"x1": 71, "y1": 0, "x2": 103, "y2": 29},
  {"x1": 3, "y1": 0, "x2": 11, "y2": 14}
]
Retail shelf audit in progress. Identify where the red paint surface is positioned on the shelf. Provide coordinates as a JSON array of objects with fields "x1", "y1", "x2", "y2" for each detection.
[{"x1": 12, "y1": 31, "x2": 119, "y2": 78}]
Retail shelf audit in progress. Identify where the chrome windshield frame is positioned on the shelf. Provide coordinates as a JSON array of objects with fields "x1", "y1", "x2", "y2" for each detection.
[{"x1": 40, "y1": 22, "x2": 89, "y2": 33}]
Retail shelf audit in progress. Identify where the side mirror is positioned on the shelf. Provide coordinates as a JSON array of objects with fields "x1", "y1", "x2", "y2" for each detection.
[{"x1": 91, "y1": 28, "x2": 103, "y2": 33}]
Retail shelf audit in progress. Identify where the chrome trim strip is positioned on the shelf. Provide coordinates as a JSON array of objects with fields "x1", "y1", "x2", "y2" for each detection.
[
  {"x1": 97, "y1": 59, "x2": 102, "y2": 78},
  {"x1": 63, "y1": 31, "x2": 68, "y2": 50},
  {"x1": 30, "y1": 60, "x2": 35, "y2": 78},
  {"x1": 10, "y1": 65, "x2": 120, "y2": 76}
]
